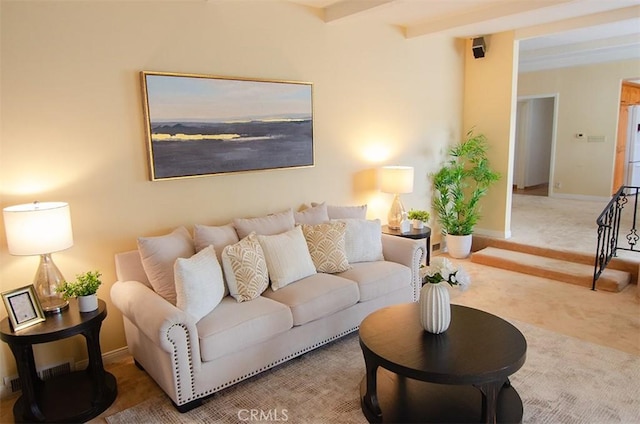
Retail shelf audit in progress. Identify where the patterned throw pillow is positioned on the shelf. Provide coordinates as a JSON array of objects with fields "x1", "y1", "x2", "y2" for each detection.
[
  {"x1": 174, "y1": 246, "x2": 225, "y2": 322},
  {"x1": 302, "y1": 222, "x2": 351, "y2": 273},
  {"x1": 221, "y1": 233, "x2": 269, "y2": 302}
]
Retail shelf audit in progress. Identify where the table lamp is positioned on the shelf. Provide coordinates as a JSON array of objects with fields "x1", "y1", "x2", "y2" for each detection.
[
  {"x1": 380, "y1": 166, "x2": 414, "y2": 230},
  {"x1": 3, "y1": 201, "x2": 74, "y2": 314}
]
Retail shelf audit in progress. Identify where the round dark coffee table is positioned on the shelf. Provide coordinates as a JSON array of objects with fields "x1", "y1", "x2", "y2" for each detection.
[{"x1": 359, "y1": 303, "x2": 527, "y2": 423}]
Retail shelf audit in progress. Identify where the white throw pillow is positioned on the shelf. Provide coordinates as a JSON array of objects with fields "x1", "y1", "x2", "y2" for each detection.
[
  {"x1": 337, "y1": 219, "x2": 384, "y2": 263},
  {"x1": 233, "y1": 209, "x2": 295, "y2": 239},
  {"x1": 137, "y1": 226, "x2": 195, "y2": 305},
  {"x1": 294, "y1": 202, "x2": 330, "y2": 225},
  {"x1": 302, "y1": 221, "x2": 351, "y2": 273},
  {"x1": 221, "y1": 233, "x2": 269, "y2": 302},
  {"x1": 174, "y1": 246, "x2": 225, "y2": 322},
  {"x1": 257, "y1": 226, "x2": 317, "y2": 290}
]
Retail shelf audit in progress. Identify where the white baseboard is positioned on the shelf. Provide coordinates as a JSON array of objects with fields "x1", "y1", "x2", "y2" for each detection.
[
  {"x1": 76, "y1": 346, "x2": 130, "y2": 370},
  {"x1": 2, "y1": 346, "x2": 130, "y2": 399}
]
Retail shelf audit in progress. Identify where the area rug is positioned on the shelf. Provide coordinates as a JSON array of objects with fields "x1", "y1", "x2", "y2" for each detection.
[{"x1": 106, "y1": 319, "x2": 640, "y2": 424}]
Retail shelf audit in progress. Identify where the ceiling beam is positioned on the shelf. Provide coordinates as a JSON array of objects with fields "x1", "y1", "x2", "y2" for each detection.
[
  {"x1": 515, "y1": 5, "x2": 640, "y2": 40},
  {"x1": 324, "y1": 0, "x2": 396, "y2": 23},
  {"x1": 405, "y1": 0, "x2": 575, "y2": 39}
]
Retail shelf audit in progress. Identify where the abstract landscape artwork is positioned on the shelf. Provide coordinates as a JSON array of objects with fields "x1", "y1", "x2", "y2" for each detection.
[{"x1": 141, "y1": 72, "x2": 314, "y2": 180}]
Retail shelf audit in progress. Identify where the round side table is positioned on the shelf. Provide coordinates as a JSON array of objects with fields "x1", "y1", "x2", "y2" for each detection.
[{"x1": 0, "y1": 299, "x2": 117, "y2": 423}]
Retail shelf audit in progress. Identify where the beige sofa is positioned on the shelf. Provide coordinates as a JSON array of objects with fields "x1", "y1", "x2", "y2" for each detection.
[{"x1": 110, "y1": 205, "x2": 425, "y2": 412}]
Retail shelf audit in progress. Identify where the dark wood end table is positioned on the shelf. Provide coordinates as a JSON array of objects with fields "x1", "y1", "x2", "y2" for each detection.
[
  {"x1": 0, "y1": 299, "x2": 117, "y2": 423},
  {"x1": 381, "y1": 225, "x2": 431, "y2": 265},
  {"x1": 359, "y1": 303, "x2": 526, "y2": 423}
]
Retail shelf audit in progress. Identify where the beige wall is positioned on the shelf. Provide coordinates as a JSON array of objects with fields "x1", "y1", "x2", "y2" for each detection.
[
  {"x1": 463, "y1": 32, "x2": 518, "y2": 237},
  {"x1": 518, "y1": 59, "x2": 640, "y2": 198},
  {"x1": 0, "y1": 1, "x2": 465, "y2": 379}
]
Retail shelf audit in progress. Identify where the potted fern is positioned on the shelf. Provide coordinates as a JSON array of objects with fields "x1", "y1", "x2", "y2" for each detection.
[
  {"x1": 432, "y1": 129, "x2": 500, "y2": 258},
  {"x1": 57, "y1": 270, "x2": 102, "y2": 312}
]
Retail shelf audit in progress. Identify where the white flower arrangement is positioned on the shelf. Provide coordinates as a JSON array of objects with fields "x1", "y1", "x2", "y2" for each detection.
[{"x1": 421, "y1": 257, "x2": 471, "y2": 290}]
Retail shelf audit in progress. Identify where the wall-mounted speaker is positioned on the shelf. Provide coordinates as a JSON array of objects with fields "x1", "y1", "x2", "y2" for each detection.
[{"x1": 472, "y1": 37, "x2": 486, "y2": 59}]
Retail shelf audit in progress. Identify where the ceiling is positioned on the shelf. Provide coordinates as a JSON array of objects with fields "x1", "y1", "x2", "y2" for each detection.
[{"x1": 288, "y1": 0, "x2": 640, "y2": 72}]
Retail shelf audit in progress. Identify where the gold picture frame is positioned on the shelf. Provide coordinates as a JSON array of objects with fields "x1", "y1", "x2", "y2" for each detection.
[
  {"x1": 140, "y1": 71, "x2": 314, "y2": 181},
  {"x1": 2, "y1": 285, "x2": 46, "y2": 331}
]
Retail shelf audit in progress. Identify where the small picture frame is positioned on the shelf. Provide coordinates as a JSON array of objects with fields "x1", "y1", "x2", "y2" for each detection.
[{"x1": 2, "y1": 285, "x2": 46, "y2": 331}]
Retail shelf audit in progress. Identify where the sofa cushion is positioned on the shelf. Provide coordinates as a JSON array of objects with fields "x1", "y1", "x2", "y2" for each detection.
[
  {"x1": 338, "y1": 218, "x2": 384, "y2": 263},
  {"x1": 233, "y1": 209, "x2": 295, "y2": 239},
  {"x1": 257, "y1": 226, "x2": 317, "y2": 291},
  {"x1": 197, "y1": 296, "x2": 293, "y2": 362},
  {"x1": 137, "y1": 226, "x2": 195, "y2": 305},
  {"x1": 262, "y1": 274, "x2": 359, "y2": 326},
  {"x1": 193, "y1": 223, "x2": 239, "y2": 256},
  {"x1": 312, "y1": 203, "x2": 367, "y2": 219},
  {"x1": 221, "y1": 233, "x2": 269, "y2": 302},
  {"x1": 294, "y1": 202, "x2": 329, "y2": 225},
  {"x1": 174, "y1": 246, "x2": 225, "y2": 322},
  {"x1": 338, "y1": 261, "x2": 411, "y2": 302},
  {"x1": 193, "y1": 223, "x2": 239, "y2": 296},
  {"x1": 302, "y1": 221, "x2": 351, "y2": 273}
]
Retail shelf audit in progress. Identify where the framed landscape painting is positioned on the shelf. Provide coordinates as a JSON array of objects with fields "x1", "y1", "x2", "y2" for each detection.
[{"x1": 141, "y1": 71, "x2": 314, "y2": 180}]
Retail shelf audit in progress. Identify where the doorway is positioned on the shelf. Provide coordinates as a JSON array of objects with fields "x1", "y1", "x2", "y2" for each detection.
[{"x1": 513, "y1": 96, "x2": 556, "y2": 197}]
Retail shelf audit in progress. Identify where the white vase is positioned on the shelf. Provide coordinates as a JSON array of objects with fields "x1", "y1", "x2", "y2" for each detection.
[
  {"x1": 412, "y1": 220, "x2": 424, "y2": 229},
  {"x1": 78, "y1": 294, "x2": 98, "y2": 313},
  {"x1": 446, "y1": 234, "x2": 472, "y2": 258},
  {"x1": 419, "y1": 282, "x2": 451, "y2": 334}
]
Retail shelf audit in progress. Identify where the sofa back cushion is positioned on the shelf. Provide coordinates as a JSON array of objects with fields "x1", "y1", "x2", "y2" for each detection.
[
  {"x1": 233, "y1": 209, "x2": 295, "y2": 239},
  {"x1": 137, "y1": 226, "x2": 195, "y2": 304},
  {"x1": 294, "y1": 202, "x2": 330, "y2": 225},
  {"x1": 194, "y1": 223, "x2": 239, "y2": 296},
  {"x1": 257, "y1": 226, "x2": 317, "y2": 291},
  {"x1": 221, "y1": 233, "x2": 269, "y2": 302},
  {"x1": 174, "y1": 246, "x2": 225, "y2": 322},
  {"x1": 312, "y1": 203, "x2": 367, "y2": 219}
]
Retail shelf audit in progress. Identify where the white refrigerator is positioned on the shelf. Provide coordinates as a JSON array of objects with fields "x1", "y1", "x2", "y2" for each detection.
[{"x1": 626, "y1": 105, "x2": 640, "y2": 187}]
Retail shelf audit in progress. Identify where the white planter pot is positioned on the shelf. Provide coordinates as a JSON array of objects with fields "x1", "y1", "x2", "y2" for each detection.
[
  {"x1": 78, "y1": 294, "x2": 98, "y2": 313},
  {"x1": 412, "y1": 220, "x2": 424, "y2": 229},
  {"x1": 446, "y1": 234, "x2": 472, "y2": 259},
  {"x1": 419, "y1": 282, "x2": 451, "y2": 334}
]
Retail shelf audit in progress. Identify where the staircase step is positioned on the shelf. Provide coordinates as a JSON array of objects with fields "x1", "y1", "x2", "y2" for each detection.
[{"x1": 471, "y1": 247, "x2": 630, "y2": 292}]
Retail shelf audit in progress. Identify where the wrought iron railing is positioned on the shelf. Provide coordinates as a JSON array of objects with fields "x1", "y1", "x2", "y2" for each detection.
[{"x1": 593, "y1": 185, "x2": 640, "y2": 290}]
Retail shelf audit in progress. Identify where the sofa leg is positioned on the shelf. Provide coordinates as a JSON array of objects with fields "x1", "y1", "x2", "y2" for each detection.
[
  {"x1": 134, "y1": 359, "x2": 145, "y2": 371},
  {"x1": 173, "y1": 398, "x2": 203, "y2": 413}
]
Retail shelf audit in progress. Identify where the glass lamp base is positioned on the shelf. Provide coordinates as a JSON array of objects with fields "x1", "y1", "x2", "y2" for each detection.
[
  {"x1": 34, "y1": 253, "x2": 69, "y2": 315},
  {"x1": 387, "y1": 194, "x2": 406, "y2": 230}
]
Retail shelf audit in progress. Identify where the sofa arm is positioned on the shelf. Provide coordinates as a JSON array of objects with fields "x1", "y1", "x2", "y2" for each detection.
[
  {"x1": 381, "y1": 234, "x2": 425, "y2": 301},
  {"x1": 110, "y1": 280, "x2": 202, "y2": 371}
]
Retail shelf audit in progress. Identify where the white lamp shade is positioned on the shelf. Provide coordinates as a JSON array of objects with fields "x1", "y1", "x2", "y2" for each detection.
[
  {"x1": 380, "y1": 166, "x2": 414, "y2": 194},
  {"x1": 3, "y1": 202, "x2": 74, "y2": 255}
]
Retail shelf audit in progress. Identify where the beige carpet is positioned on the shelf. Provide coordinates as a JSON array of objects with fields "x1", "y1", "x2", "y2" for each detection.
[
  {"x1": 510, "y1": 194, "x2": 638, "y2": 260},
  {"x1": 106, "y1": 319, "x2": 640, "y2": 424}
]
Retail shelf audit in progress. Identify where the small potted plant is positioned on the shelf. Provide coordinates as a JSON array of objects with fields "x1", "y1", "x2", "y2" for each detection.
[
  {"x1": 407, "y1": 209, "x2": 430, "y2": 230},
  {"x1": 57, "y1": 270, "x2": 102, "y2": 313}
]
